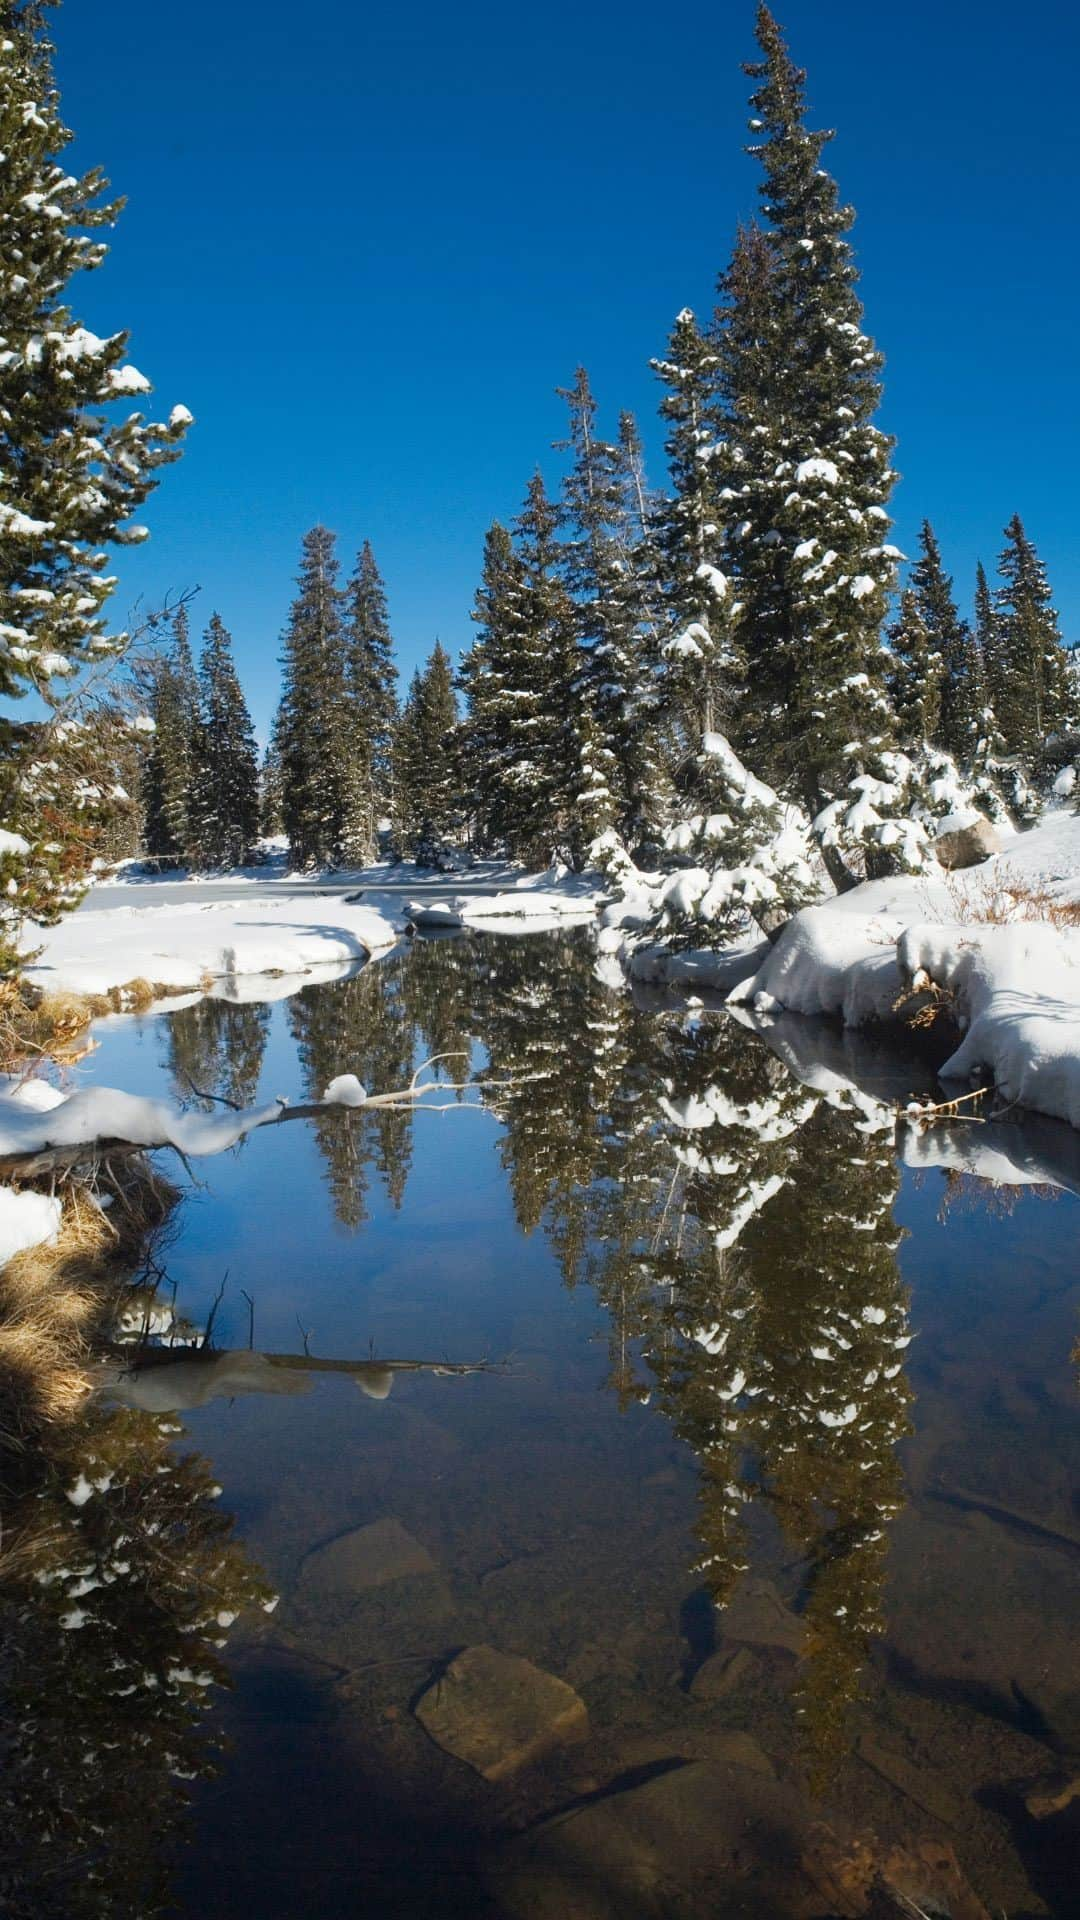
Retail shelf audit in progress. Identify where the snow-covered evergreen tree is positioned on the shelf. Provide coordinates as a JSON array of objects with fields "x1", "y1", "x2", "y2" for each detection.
[
  {"x1": 188, "y1": 614, "x2": 258, "y2": 868},
  {"x1": 259, "y1": 735, "x2": 284, "y2": 837},
  {"x1": 886, "y1": 588, "x2": 942, "y2": 750},
  {"x1": 461, "y1": 477, "x2": 581, "y2": 866},
  {"x1": 990, "y1": 515, "x2": 1073, "y2": 762},
  {"x1": 458, "y1": 520, "x2": 527, "y2": 850},
  {"x1": 555, "y1": 371, "x2": 664, "y2": 863},
  {"x1": 0, "y1": 0, "x2": 190, "y2": 964},
  {"x1": 648, "y1": 730, "x2": 820, "y2": 946},
  {"x1": 904, "y1": 522, "x2": 984, "y2": 766},
  {"x1": 652, "y1": 308, "x2": 735, "y2": 746},
  {"x1": 720, "y1": 7, "x2": 905, "y2": 886}
]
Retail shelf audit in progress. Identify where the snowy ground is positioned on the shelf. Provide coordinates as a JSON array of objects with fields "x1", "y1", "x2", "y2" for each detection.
[
  {"x1": 728, "y1": 810, "x2": 1080, "y2": 1131},
  {"x1": 24, "y1": 860, "x2": 605, "y2": 1001}
]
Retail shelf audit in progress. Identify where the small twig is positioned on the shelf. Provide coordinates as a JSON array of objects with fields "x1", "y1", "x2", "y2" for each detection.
[
  {"x1": 295, "y1": 1315, "x2": 312, "y2": 1357},
  {"x1": 903, "y1": 1086, "x2": 991, "y2": 1121},
  {"x1": 201, "y1": 1272, "x2": 228, "y2": 1349},
  {"x1": 181, "y1": 1071, "x2": 242, "y2": 1113},
  {"x1": 408, "y1": 1049, "x2": 469, "y2": 1093}
]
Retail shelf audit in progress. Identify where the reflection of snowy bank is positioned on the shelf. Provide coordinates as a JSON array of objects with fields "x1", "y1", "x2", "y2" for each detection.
[
  {"x1": 740, "y1": 1004, "x2": 1080, "y2": 1198},
  {"x1": 27, "y1": 864, "x2": 606, "y2": 1003}
]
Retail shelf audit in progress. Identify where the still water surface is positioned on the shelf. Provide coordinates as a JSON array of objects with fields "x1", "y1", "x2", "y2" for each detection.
[{"x1": 17, "y1": 931, "x2": 1080, "y2": 1915}]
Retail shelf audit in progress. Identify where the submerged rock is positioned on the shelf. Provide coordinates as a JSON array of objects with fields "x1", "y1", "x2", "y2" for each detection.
[
  {"x1": 484, "y1": 1756, "x2": 833, "y2": 1918},
  {"x1": 688, "y1": 1643, "x2": 757, "y2": 1699},
  {"x1": 414, "y1": 1644, "x2": 588, "y2": 1782},
  {"x1": 717, "y1": 1577, "x2": 806, "y2": 1656},
  {"x1": 856, "y1": 1732, "x2": 963, "y2": 1826},
  {"x1": 300, "y1": 1517, "x2": 436, "y2": 1594}
]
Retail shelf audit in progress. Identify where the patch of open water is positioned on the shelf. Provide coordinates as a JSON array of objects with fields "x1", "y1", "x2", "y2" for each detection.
[{"x1": 7, "y1": 930, "x2": 1078, "y2": 1916}]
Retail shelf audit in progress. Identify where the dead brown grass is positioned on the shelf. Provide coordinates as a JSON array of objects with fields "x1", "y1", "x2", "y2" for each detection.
[
  {"x1": 0, "y1": 1160, "x2": 180, "y2": 1442},
  {"x1": 0, "y1": 979, "x2": 106, "y2": 1074},
  {"x1": 939, "y1": 867, "x2": 1080, "y2": 931}
]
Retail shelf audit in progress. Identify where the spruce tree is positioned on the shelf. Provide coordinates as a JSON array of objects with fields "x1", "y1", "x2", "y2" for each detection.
[
  {"x1": 259, "y1": 735, "x2": 284, "y2": 837},
  {"x1": 886, "y1": 589, "x2": 942, "y2": 749},
  {"x1": 0, "y1": 0, "x2": 189, "y2": 964},
  {"x1": 458, "y1": 520, "x2": 526, "y2": 849},
  {"x1": 459, "y1": 477, "x2": 580, "y2": 866},
  {"x1": 990, "y1": 515, "x2": 1073, "y2": 759},
  {"x1": 718, "y1": 7, "x2": 902, "y2": 884},
  {"x1": 652, "y1": 308, "x2": 733, "y2": 746},
  {"x1": 142, "y1": 605, "x2": 198, "y2": 863},
  {"x1": 505, "y1": 475, "x2": 581, "y2": 864},
  {"x1": 907, "y1": 522, "x2": 984, "y2": 763},
  {"x1": 340, "y1": 540, "x2": 398, "y2": 861},
  {"x1": 555, "y1": 371, "x2": 666, "y2": 862},
  {"x1": 188, "y1": 614, "x2": 258, "y2": 868},
  {"x1": 394, "y1": 641, "x2": 459, "y2": 858},
  {"x1": 276, "y1": 526, "x2": 348, "y2": 868}
]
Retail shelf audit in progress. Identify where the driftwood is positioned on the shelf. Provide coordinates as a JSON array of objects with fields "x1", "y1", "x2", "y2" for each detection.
[
  {"x1": 105, "y1": 1345, "x2": 500, "y2": 1380},
  {"x1": 93, "y1": 1343, "x2": 504, "y2": 1412}
]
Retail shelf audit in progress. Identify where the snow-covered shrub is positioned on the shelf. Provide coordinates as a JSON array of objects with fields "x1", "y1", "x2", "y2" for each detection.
[{"x1": 646, "y1": 731, "x2": 821, "y2": 947}]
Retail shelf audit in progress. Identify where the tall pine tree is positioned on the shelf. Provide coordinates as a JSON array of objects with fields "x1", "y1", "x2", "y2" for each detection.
[
  {"x1": 340, "y1": 540, "x2": 398, "y2": 862},
  {"x1": 555, "y1": 370, "x2": 662, "y2": 859},
  {"x1": 717, "y1": 8, "x2": 902, "y2": 885},
  {"x1": 394, "y1": 641, "x2": 459, "y2": 858},
  {"x1": 276, "y1": 526, "x2": 349, "y2": 869},
  {"x1": 908, "y1": 522, "x2": 984, "y2": 764},
  {"x1": 0, "y1": 0, "x2": 190, "y2": 964},
  {"x1": 188, "y1": 614, "x2": 258, "y2": 868},
  {"x1": 142, "y1": 605, "x2": 198, "y2": 863},
  {"x1": 652, "y1": 308, "x2": 733, "y2": 747},
  {"x1": 989, "y1": 515, "x2": 1073, "y2": 760},
  {"x1": 458, "y1": 520, "x2": 527, "y2": 850}
]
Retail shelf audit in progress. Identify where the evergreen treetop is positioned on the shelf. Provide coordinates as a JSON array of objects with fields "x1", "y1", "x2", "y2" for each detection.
[{"x1": 727, "y1": 7, "x2": 901, "y2": 876}]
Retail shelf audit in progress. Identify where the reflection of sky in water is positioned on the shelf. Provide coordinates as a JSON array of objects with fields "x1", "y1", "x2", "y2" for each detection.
[{"x1": 64, "y1": 931, "x2": 1080, "y2": 1919}]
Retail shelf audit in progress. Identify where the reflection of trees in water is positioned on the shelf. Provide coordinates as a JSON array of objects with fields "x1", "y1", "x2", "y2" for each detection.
[
  {"x1": 398, "y1": 932, "x2": 475, "y2": 1072},
  {"x1": 0, "y1": 1396, "x2": 271, "y2": 1916},
  {"x1": 164, "y1": 995, "x2": 270, "y2": 1111},
  {"x1": 145, "y1": 933, "x2": 915, "y2": 1774},
  {"x1": 288, "y1": 963, "x2": 415, "y2": 1224},
  {"x1": 470, "y1": 933, "x2": 635, "y2": 1234},
  {"x1": 457, "y1": 934, "x2": 913, "y2": 1777}
]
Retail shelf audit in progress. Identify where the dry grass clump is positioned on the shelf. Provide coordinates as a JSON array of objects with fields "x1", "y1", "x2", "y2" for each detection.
[
  {"x1": 0, "y1": 1160, "x2": 180, "y2": 1442},
  {"x1": 0, "y1": 979, "x2": 105, "y2": 1074},
  {"x1": 0, "y1": 1191, "x2": 112, "y2": 1432},
  {"x1": 0, "y1": 972, "x2": 190, "y2": 1076},
  {"x1": 939, "y1": 867, "x2": 1080, "y2": 930}
]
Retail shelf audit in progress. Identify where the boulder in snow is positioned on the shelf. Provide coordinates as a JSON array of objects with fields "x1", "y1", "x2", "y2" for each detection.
[{"x1": 933, "y1": 814, "x2": 1001, "y2": 870}]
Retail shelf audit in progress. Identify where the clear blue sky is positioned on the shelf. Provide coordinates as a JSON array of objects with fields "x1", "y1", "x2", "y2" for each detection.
[{"x1": 56, "y1": 0, "x2": 1080, "y2": 741}]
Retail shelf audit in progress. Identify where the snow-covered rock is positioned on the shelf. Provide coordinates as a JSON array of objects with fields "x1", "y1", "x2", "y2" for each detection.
[{"x1": 933, "y1": 815, "x2": 1001, "y2": 870}]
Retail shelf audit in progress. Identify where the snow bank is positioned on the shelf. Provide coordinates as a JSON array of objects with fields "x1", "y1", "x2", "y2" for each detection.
[
  {"x1": 24, "y1": 896, "x2": 402, "y2": 998},
  {"x1": 900, "y1": 921, "x2": 1080, "y2": 1128},
  {"x1": 729, "y1": 812, "x2": 1080, "y2": 1131},
  {"x1": 0, "y1": 1185, "x2": 61, "y2": 1265}
]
